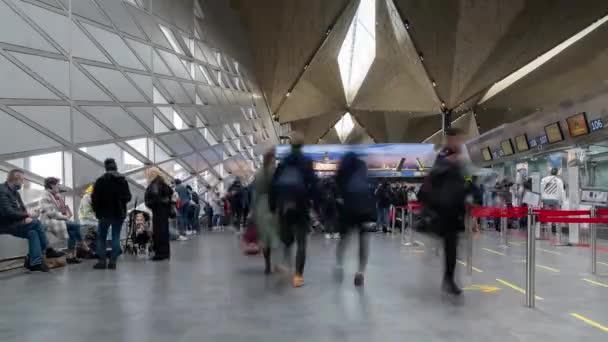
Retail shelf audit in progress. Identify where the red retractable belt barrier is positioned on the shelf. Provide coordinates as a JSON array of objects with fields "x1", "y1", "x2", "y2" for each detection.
[
  {"x1": 538, "y1": 216, "x2": 608, "y2": 223},
  {"x1": 536, "y1": 210, "x2": 590, "y2": 217},
  {"x1": 596, "y1": 209, "x2": 608, "y2": 216},
  {"x1": 408, "y1": 202, "x2": 422, "y2": 212},
  {"x1": 470, "y1": 206, "x2": 528, "y2": 218}
]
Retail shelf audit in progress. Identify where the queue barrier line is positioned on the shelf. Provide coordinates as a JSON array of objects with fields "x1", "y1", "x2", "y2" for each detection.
[
  {"x1": 570, "y1": 313, "x2": 608, "y2": 332},
  {"x1": 456, "y1": 259, "x2": 483, "y2": 273},
  {"x1": 582, "y1": 278, "x2": 608, "y2": 288},
  {"x1": 482, "y1": 247, "x2": 506, "y2": 256},
  {"x1": 496, "y1": 278, "x2": 543, "y2": 300}
]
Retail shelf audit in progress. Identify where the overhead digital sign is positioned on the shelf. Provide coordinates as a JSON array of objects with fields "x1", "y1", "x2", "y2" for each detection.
[
  {"x1": 544, "y1": 122, "x2": 564, "y2": 144},
  {"x1": 515, "y1": 134, "x2": 529, "y2": 152},
  {"x1": 566, "y1": 112, "x2": 589, "y2": 137},
  {"x1": 481, "y1": 147, "x2": 493, "y2": 162},
  {"x1": 501, "y1": 139, "x2": 514, "y2": 156}
]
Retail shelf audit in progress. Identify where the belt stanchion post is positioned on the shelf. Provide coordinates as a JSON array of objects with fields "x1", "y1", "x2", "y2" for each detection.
[
  {"x1": 400, "y1": 207, "x2": 405, "y2": 238},
  {"x1": 403, "y1": 204, "x2": 422, "y2": 247},
  {"x1": 402, "y1": 208, "x2": 411, "y2": 245},
  {"x1": 591, "y1": 206, "x2": 597, "y2": 275},
  {"x1": 466, "y1": 207, "x2": 473, "y2": 276},
  {"x1": 501, "y1": 204, "x2": 508, "y2": 247},
  {"x1": 526, "y1": 206, "x2": 536, "y2": 308},
  {"x1": 390, "y1": 205, "x2": 395, "y2": 233}
]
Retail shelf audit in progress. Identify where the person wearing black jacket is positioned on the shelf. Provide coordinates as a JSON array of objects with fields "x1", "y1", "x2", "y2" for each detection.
[
  {"x1": 0, "y1": 169, "x2": 58, "y2": 272},
  {"x1": 422, "y1": 128, "x2": 467, "y2": 295},
  {"x1": 270, "y1": 133, "x2": 317, "y2": 288},
  {"x1": 91, "y1": 158, "x2": 132, "y2": 270},
  {"x1": 335, "y1": 152, "x2": 374, "y2": 286},
  {"x1": 375, "y1": 181, "x2": 391, "y2": 232},
  {"x1": 145, "y1": 168, "x2": 173, "y2": 261}
]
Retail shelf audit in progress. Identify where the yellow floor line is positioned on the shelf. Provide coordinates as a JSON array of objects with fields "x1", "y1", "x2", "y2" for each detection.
[
  {"x1": 508, "y1": 241, "x2": 525, "y2": 246},
  {"x1": 570, "y1": 313, "x2": 608, "y2": 332},
  {"x1": 415, "y1": 240, "x2": 425, "y2": 246},
  {"x1": 496, "y1": 278, "x2": 543, "y2": 300},
  {"x1": 537, "y1": 248, "x2": 561, "y2": 255},
  {"x1": 482, "y1": 248, "x2": 506, "y2": 256},
  {"x1": 536, "y1": 264, "x2": 560, "y2": 273},
  {"x1": 456, "y1": 259, "x2": 483, "y2": 273},
  {"x1": 583, "y1": 278, "x2": 608, "y2": 288}
]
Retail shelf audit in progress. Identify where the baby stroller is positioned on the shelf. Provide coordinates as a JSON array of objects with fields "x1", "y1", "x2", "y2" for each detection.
[{"x1": 124, "y1": 202, "x2": 153, "y2": 256}]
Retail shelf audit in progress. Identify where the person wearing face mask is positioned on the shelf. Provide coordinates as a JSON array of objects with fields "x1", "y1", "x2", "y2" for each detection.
[
  {"x1": 0, "y1": 169, "x2": 58, "y2": 272},
  {"x1": 39, "y1": 177, "x2": 89, "y2": 264}
]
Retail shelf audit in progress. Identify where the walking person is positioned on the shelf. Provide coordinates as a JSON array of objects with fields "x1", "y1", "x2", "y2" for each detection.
[
  {"x1": 375, "y1": 181, "x2": 391, "y2": 232},
  {"x1": 145, "y1": 168, "x2": 174, "y2": 261},
  {"x1": 39, "y1": 177, "x2": 89, "y2": 264},
  {"x1": 270, "y1": 133, "x2": 317, "y2": 288},
  {"x1": 335, "y1": 152, "x2": 375, "y2": 286},
  {"x1": 91, "y1": 158, "x2": 132, "y2": 270},
  {"x1": 419, "y1": 128, "x2": 467, "y2": 295},
  {"x1": 174, "y1": 179, "x2": 191, "y2": 235},
  {"x1": 253, "y1": 149, "x2": 279, "y2": 274}
]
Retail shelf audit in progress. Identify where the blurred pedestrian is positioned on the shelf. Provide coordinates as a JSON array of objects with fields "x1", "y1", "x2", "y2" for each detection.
[
  {"x1": 253, "y1": 149, "x2": 279, "y2": 274},
  {"x1": 145, "y1": 168, "x2": 173, "y2": 261},
  {"x1": 270, "y1": 132, "x2": 317, "y2": 288},
  {"x1": 335, "y1": 152, "x2": 374, "y2": 286}
]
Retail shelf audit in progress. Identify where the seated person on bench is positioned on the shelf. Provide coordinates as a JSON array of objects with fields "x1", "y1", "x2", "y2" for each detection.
[{"x1": 0, "y1": 169, "x2": 63, "y2": 272}]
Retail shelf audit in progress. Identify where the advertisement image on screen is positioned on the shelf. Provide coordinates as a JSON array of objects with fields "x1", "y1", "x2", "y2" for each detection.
[
  {"x1": 481, "y1": 147, "x2": 492, "y2": 161},
  {"x1": 566, "y1": 112, "x2": 590, "y2": 137},
  {"x1": 275, "y1": 144, "x2": 437, "y2": 177},
  {"x1": 515, "y1": 134, "x2": 529, "y2": 152},
  {"x1": 501, "y1": 139, "x2": 514, "y2": 156},
  {"x1": 544, "y1": 122, "x2": 564, "y2": 143}
]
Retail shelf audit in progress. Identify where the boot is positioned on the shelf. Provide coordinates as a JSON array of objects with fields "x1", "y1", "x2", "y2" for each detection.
[{"x1": 442, "y1": 279, "x2": 462, "y2": 296}]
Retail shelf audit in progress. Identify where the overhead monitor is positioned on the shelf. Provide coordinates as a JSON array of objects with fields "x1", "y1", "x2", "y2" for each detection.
[
  {"x1": 501, "y1": 139, "x2": 514, "y2": 156},
  {"x1": 566, "y1": 112, "x2": 590, "y2": 137},
  {"x1": 544, "y1": 122, "x2": 564, "y2": 144},
  {"x1": 515, "y1": 134, "x2": 529, "y2": 152},
  {"x1": 481, "y1": 147, "x2": 493, "y2": 161}
]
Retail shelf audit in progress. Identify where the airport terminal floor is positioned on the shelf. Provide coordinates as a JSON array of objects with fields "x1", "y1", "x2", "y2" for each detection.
[{"x1": 1, "y1": 230, "x2": 606, "y2": 342}]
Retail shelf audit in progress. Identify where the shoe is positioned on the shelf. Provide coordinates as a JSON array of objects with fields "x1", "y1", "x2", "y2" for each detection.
[
  {"x1": 23, "y1": 257, "x2": 30, "y2": 270},
  {"x1": 293, "y1": 274, "x2": 304, "y2": 288},
  {"x1": 29, "y1": 263, "x2": 50, "y2": 272},
  {"x1": 354, "y1": 272, "x2": 364, "y2": 287},
  {"x1": 107, "y1": 262, "x2": 117, "y2": 270},
  {"x1": 332, "y1": 233, "x2": 340, "y2": 239},
  {"x1": 93, "y1": 261, "x2": 107, "y2": 270},
  {"x1": 177, "y1": 235, "x2": 189, "y2": 241},
  {"x1": 325, "y1": 233, "x2": 332, "y2": 239},
  {"x1": 151, "y1": 255, "x2": 168, "y2": 261},
  {"x1": 66, "y1": 257, "x2": 82, "y2": 264},
  {"x1": 442, "y1": 280, "x2": 462, "y2": 296},
  {"x1": 45, "y1": 248, "x2": 65, "y2": 258}
]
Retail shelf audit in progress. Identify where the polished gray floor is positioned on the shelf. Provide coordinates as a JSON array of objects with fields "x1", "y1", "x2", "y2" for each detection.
[{"x1": 0, "y1": 230, "x2": 607, "y2": 342}]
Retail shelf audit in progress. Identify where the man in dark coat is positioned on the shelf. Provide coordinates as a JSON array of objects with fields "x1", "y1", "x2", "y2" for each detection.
[{"x1": 91, "y1": 158, "x2": 132, "y2": 270}]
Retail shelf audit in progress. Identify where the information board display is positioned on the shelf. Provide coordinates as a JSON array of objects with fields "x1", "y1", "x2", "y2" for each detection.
[
  {"x1": 515, "y1": 134, "x2": 529, "y2": 152},
  {"x1": 481, "y1": 147, "x2": 492, "y2": 161},
  {"x1": 589, "y1": 118, "x2": 604, "y2": 132},
  {"x1": 501, "y1": 139, "x2": 514, "y2": 156},
  {"x1": 566, "y1": 112, "x2": 589, "y2": 137},
  {"x1": 544, "y1": 122, "x2": 564, "y2": 143}
]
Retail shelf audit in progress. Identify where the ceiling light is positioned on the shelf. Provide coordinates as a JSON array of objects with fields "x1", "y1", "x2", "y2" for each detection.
[
  {"x1": 404, "y1": 20, "x2": 410, "y2": 30},
  {"x1": 432, "y1": 81, "x2": 436, "y2": 87},
  {"x1": 441, "y1": 102, "x2": 446, "y2": 107},
  {"x1": 419, "y1": 54, "x2": 424, "y2": 61},
  {"x1": 286, "y1": 92, "x2": 291, "y2": 97},
  {"x1": 304, "y1": 65, "x2": 308, "y2": 70}
]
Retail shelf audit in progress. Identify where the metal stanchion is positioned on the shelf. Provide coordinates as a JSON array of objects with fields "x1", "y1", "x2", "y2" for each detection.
[
  {"x1": 526, "y1": 206, "x2": 536, "y2": 308},
  {"x1": 401, "y1": 209, "x2": 410, "y2": 245},
  {"x1": 591, "y1": 206, "x2": 597, "y2": 275},
  {"x1": 500, "y1": 204, "x2": 508, "y2": 247},
  {"x1": 402, "y1": 206, "x2": 422, "y2": 247},
  {"x1": 390, "y1": 205, "x2": 395, "y2": 233},
  {"x1": 466, "y1": 208, "x2": 473, "y2": 275}
]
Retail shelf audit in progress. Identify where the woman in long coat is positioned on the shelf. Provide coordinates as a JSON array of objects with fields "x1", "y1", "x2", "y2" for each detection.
[
  {"x1": 145, "y1": 168, "x2": 174, "y2": 261},
  {"x1": 252, "y1": 149, "x2": 279, "y2": 274}
]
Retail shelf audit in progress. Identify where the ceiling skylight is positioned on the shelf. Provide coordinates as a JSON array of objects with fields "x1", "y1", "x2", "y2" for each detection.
[
  {"x1": 335, "y1": 112, "x2": 355, "y2": 142},
  {"x1": 337, "y1": 0, "x2": 376, "y2": 105},
  {"x1": 480, "y1": 14, "x2": 608, "y2": 104}
]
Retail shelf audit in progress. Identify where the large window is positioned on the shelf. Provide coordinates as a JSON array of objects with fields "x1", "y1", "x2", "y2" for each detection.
[
  {"x1": 334, "y1": 112, "x2": 355, "y2": 142},
  {"x1": 159, "y1": 24, "x2": 184, "y2": 55},
  {"x1": 337, "y1": 0, "x2": 376, "y2": 105}
]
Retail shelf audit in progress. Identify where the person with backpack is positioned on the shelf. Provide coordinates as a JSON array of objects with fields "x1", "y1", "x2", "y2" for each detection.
[
  {"x1": 270, "y1": 133, "x2": 317, "y2": 288},
  {"x1": 419, "y1": 128, "x2": 467, "y2": 296},
  {"x1": 335, "y1": 152, "x2": 374, "y2": 286}
]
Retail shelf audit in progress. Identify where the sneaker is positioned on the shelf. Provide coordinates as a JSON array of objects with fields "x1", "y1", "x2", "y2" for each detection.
[
  {"x1": 325, "y1": 233, "x2": 332, "y2": 239},
  {"x1": 93, "y1": 261, "x2": 107, "y2": 270},
  {"x1": 66, "y1": 257, "x2": 82, "y2": 264},
  {"x1": 30, "y1": 263, "x2": 50, "y2": 272},
  {"x1": 332, "y1": 233, "x2": 340, "y2": 239},
  {"x1": 151, "y1": 255, "x2": 168, "y2": 261},
  {"x1": 107, "y1": 262, "x2": 117, "y2": 270},
  {"x1": 293, "y1": 274, "x2": 304, "y2": 288},
  {"x1": 354, "y1": 272, "x2": 364, "y2": 287},
  {"x1": 45, "y1": 248, "x2": 65, "y2": 258},
  {"x1": 177, "y1": 235, "x2": 189, "y2": 241}
]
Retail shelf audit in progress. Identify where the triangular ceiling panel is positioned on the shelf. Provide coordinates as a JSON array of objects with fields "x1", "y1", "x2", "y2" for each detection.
[
  {"x1": 351, "y1": 0, "x2": 440, "y2": 112},
  {"x1": 234, "y1": 0, "x2": 352, "y2": 113},
  {"x1": 0, "y1": 0, "x2": 58, "y2": 53},
  {"x1": 71, "y1": 0, "x2": 112, "y2": 27},
  {"x1": 0, "y1": 109, "x2": 61, "y2": 155},
  {"x1": 125, "y1": 38, "x2": 153, "y2": 70},
  {"x1": 393, "y1": 0, "x2": 608, "y2": 107},
  {"x1": 0, "y1": 54, "x2": 59, "y2": 100},
  {"x1": 10, "y1": 105, "x2": 71, "y2": 142},
  {"x1": 9, "y1": 52, "x2": 69, "y2": 97},
  {"x1": 72, "y1": 109, "x2": 113, "y2": 144},
  {"x1": 290, "y1": 111, "x2": 345, "y2": 144},
  {"x1": 83, "y1": 22, "x2": 146, "y2": 71},
  {"x1": 14, "y1": 0, "x2": 70, "y2": 53},
  {"x1": 72, "y1": 152, "x2": 104, "y2": 189},
  {"x1": 125, "y1": 72, "x2": 153, "y2": 101},
  {"x1": 71, "y1": 22, "x2": 111, "y2": 64},
  {"x1": 82, "y1": 65, "x2": 147, "y2": 102},
  {"x1": 81, "y1": 106, "x2": 147, "y2": 138},
  {"x1": 70, "y1": 65, "x2": 113, "y2": 101},
  {"x1": 95, "y1": 0, "x2": 146, "y2": 40},
  {"x1": 126, "y1": 107, "x2": 154, "y2": 131}
]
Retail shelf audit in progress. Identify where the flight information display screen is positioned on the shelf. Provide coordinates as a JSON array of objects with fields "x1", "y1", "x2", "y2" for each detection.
[
  {"x1": 481, "y1": 147, "x2": 493, "y2": 161},
  {"x1": 544, "y1": 122, "x2": 564, "y2": 143},
  {"x1": 515, "y1": 134, "x2": 529, "y2": 152},
  {"x1": 501, "y1": 139, "x2": 514, "y2": 156},
  {"x1": 566, "y1": 112, "x2": 589, "y2": 137}
]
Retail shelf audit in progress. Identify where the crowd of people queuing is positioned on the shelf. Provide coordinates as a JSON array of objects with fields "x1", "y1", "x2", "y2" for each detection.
[{"x1": 0, "y1": 129, "x2": 471, "y2": 296}]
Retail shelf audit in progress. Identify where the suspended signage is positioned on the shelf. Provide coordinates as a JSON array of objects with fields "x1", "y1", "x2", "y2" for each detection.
[
  {"x1": 589, "y1": 118, "x2": 604, "y2": 132},
  {"x1": 566, "y1": 112, "x2": 589, "y2": 137},
  {"x1": 515, "y1": 134, "x2": 530, "y2": 152},
  {"x1": 538, "y1": 135, "x2": 549, "y2": 145}
]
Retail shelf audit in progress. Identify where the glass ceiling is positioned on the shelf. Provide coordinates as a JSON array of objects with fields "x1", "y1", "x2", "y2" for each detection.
[
  {"x1": 337, "y1": 0, "x2": 376, "y2": 105},
  {"x1": 335, "y1": 112, "x2": 355, "y2": 142}
]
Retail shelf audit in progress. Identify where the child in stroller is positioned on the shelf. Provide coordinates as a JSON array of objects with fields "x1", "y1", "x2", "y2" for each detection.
[{"x1": 124, "y1": 209, "x2": 153, "y2": 256}]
